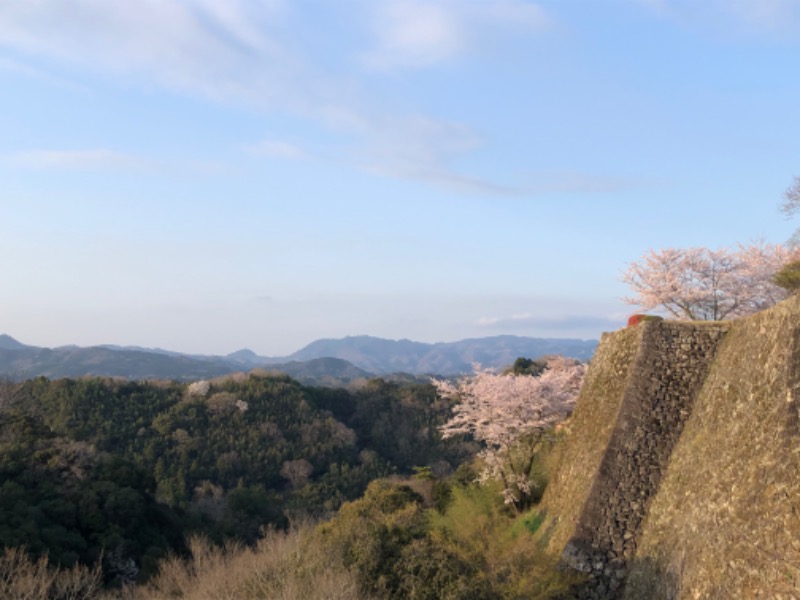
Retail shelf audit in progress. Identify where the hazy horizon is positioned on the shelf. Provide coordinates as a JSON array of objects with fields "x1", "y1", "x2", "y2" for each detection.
[{"x1": 0, "y1": 330, "x2": 601, "y2": 358}]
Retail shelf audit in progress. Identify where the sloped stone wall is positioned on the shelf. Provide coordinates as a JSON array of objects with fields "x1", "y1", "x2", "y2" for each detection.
[
  {"x1": 624, "y1": 296, "x2": 800, "y2": 599},
  {"x1": 539, "y1": 325, "x2": 644, "y2": 558},
  {"x1": 558, "y1": 321, "x2": 729, "y2": 599}
]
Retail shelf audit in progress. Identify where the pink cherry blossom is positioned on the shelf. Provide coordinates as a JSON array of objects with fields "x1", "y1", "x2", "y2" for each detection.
[
  {"x1": 434, "y1": 356, "x2": 585, "y2": 511},
  {"x1": 621, "y1": 241, "x2": 793, "y2": 321}
]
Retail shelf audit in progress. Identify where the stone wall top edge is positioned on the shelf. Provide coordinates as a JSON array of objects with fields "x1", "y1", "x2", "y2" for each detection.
[{"x1": 641, "y1": 319, "x2": 731, "y2": 331}]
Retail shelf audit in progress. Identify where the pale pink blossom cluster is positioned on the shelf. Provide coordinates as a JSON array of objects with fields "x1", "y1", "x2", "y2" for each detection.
[
  {"x1": 434, "y1": 357, "x2": 585, "y2": 510},
  {"x1": 186, "y1": 380, "x2": 210, "y2": 397},
  {"x1": 622, "y1": 241, "x2": 794, "y2": 321}
]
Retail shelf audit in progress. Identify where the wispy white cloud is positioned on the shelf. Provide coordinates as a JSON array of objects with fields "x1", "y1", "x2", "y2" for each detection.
[
  {"x1": 524, "y1": 171, "x2": 640, "y2": 195},
  {"x1": 1, "y1": 1, "x2": 495, "y2": 189},
  {"x1": 0, "y1": 0, "x2": 297, "y2": 105},
  {"x1": 477, "y1": 313, "x2": 622, "y2": 331},
  {"x1": 361, "y1": 0, "x2": 549, "y2": 70},
  {"x1": 634, "y1": 0, "x2": 800, "y2": 35},
  {"x1": 0, "y1": 56, "x2": 88, "y2": 91},
  {"x1": 10, "y1": 149, "x2": 143, "y2": 170},
  {"x1": 361, "y1": 2, "x2": 464, "y2": 70},
  {"x1": 357, "y1": 114, "x2": 525, "y2": 193},
  {"x1": 725, "y1": 0, "x2": 800, "y2": 32},
  {"x1": 357, "y1": 114, "x2": 631, "y2": 196},
  {"x1": 477, "y1": 312, "x2": 535, "y2": 327},
  {"x1": 0, "y1": 1, "x2": 596, "y2": 196},
  {"x1": 246, "y1": 139, "x2": 310, "y2": 160}
]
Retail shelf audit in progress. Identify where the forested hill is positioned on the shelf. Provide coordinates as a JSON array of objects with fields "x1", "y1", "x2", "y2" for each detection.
[
  {"x1": 0, "y1": 372, "x2": 476, "y2": 584},
  {"x1": 0, "y1": 334, "x2": 597, "y2": 381}
]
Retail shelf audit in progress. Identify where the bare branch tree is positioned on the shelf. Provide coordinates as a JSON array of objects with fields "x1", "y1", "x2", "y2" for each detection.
[
  {"x1": 782, "y1": 175, "x2": 800, "y2": 218},
  {"x1": 782, "y1": 176, "x2": 800, "y2": 246}
]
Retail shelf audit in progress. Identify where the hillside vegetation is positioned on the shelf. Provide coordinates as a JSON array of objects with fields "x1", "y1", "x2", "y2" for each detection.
[{"x1": 0, "y1": 373, "x2": 475, "y2": 586}]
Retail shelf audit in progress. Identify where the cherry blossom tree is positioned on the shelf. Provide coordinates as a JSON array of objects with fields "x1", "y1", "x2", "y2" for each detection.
[
  {"x1": 433, "y1": 357, "x2": 585, "y2": 512},
  {"x1": 621, "y1": 241, "x2": 792, "y2": 321}
]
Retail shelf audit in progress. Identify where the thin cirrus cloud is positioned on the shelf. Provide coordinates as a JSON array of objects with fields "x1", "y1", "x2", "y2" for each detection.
[
  {"x1": 635, "y1": 0, "x2": 800, "y2": 35},
  {"x1": 356, "y1": 114, "x2": 529, "y2": 194},
  {"x1": 0, "y1": 1, "x2": 503, "y2": 191},
  {"x1": 0, "y1": 0, "x2": 302, "y2": 107},
  {"x1": 354, "y1": 0, "x2": 552, "y2": 192},
  {"x1": 361, "y1": 0, "x2": 549, "y2": 70},
  {"x1": 244, "y1": 120, "x2": 520, "y2": 195},
  {"x1": 523, "y1": 171, "x2": 643, "y2": 195},
  {"x1": 246, "y1": 139, "x2": 310, "y2": 161},
  {"x1": 361, "y1": 1, "x2": 464, "y2": 70},
  {"x1": 0, "y1": 56, "x2": 87, "y2": 91},
  {"x1": 724, "y1": 0, "x2": 800, "y2": 32},
  {"x1": 10, "y1": 149, "x2": 144, "y2": 170},
  {"x1": 477, "y1": 313, "x2": 622, "y2": 332},
  {"x1": 0, "y1": 1, "x2": 606, "y2": 196}
]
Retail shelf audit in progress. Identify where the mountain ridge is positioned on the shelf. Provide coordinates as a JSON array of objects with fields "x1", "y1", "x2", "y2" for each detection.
[
  {"x1": 284, "y1": 334, "x2": 597, "y2": 374},
  {"x1": 0, "y1": 334, "x2": 30, "y2": 350},
  {"x1": 0, "y1": 333, "x2": 597, "y2": 382}
]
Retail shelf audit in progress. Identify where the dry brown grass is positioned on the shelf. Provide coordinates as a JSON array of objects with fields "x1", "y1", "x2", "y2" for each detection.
[
  {"x1": 0, "y1": 547, "x2": 103, "y2": 600},
  {"x1": 129, "y1": 525, "x2": 364, "y2": 600},
  {"x1": 1, "y1": 525, "x2": 363, "y2": 600}
]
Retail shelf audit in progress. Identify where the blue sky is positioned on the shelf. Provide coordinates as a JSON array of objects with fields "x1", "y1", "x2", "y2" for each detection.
[{"x1": 1, "y1": 0, "x2": 799, "y2": 356}]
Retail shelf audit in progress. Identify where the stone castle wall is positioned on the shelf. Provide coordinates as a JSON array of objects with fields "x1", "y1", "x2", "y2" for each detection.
[
  {"x1": 542, "y1": 295, "x2": 800, "y2": 599},
  {"x1": 560, "y1": 321, "x2": 728, "y2": 599}
]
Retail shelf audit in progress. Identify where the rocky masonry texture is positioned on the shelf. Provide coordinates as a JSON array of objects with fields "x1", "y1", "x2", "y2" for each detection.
[{"x1": 560, "y1": 321, "x2": 729, "y2": 600}]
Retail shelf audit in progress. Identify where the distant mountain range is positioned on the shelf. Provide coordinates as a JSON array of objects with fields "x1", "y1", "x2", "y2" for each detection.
[
  {"x1": 0, "y1": 333, "x2": 598, "y2": 384},
  {"x1": 282, "y1": 335, "x2": 597, "y2": 374}
]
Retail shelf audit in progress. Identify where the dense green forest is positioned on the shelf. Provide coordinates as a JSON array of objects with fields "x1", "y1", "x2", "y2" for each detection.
[{"x1": 0, "y1": 373, "x2": 478, "y2": 587}]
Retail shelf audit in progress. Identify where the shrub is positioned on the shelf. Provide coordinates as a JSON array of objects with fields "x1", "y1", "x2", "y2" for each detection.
[
  {"x1": 427, "y1": 481, "x2": 576, "y2": 599},
  {"x1": 393, "y1": 537, "x2": 496, "y2": 600},
  {"x1": 772, "y1": 259, "x2": 800, "y2": 292},
  {"x1": 314, "y1": 480, "x2": 428, "y2": 597}
]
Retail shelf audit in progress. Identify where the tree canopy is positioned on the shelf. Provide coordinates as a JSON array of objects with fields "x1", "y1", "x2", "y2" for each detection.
[{"x1": 0, "y1": 372, "x2": 476, "y2": 584}]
